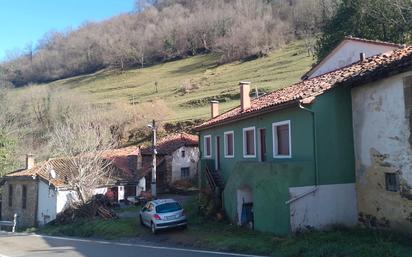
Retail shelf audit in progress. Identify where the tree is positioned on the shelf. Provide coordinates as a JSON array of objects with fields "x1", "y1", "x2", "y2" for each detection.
[
  {"x1": 48, "y1": 110, "x2": 117, "y2": 203},
  {"x1": 0, "y1": 85, "x2": 17, "y2": 177},
  {"x1": 315, "y1": 0, "x2": 412, "y2": 61},
  {"x1": 0, "y1": 131, "x2": 15, "y2": 177}
]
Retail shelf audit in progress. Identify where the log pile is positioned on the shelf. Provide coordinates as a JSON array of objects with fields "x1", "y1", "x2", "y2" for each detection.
[{"x1": 54, "y1": 194, "x2": 117, "y2": 224}]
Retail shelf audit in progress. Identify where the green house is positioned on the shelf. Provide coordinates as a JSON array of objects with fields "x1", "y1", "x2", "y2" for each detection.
[{"x1": 195, "y1": 81, "x2": 358, "y2": 235}]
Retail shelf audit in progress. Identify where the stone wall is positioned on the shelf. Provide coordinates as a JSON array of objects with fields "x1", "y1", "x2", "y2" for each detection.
[
  {"x1": 170, "y1": 146, "x2": 199, "y2": 182},
  {"x1": 1, "y1": 178, "x2": 38, "y2": 227}
]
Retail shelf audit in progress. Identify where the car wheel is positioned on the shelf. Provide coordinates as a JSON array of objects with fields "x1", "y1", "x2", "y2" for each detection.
[
  {"x1": 139, "y1": 215, "x2": 144, "y2": 226},
  {"x1": 151, "y1": 222, "x2": 157, "y2": 235}
]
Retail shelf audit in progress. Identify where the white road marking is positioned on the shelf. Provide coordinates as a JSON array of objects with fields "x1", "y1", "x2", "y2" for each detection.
[
  {"x1": 0, "y1": 254, "x2": 11, "y2": 257},
  {"x1": 21, "y1": 233, "x2": 267, "y2": 257}
]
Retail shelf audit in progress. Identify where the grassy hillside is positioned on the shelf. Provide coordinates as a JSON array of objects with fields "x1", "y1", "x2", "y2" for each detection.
[{"x1": 41, "y1": 41, "x2": 313, "y2": 122}]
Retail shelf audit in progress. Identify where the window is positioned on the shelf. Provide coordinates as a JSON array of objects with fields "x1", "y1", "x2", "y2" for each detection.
[
  {"x1": 204, "y1": 135, "x2": 212, "y2": 158},
  {"x1": 181, "y1": 167, "x2": 190, "y2": 179},
  {"x1": 181, "y1": 150, "x2": 186, "y2": 158},
  {"x1": 224, "y1": 131, "x2": 234, "y2": 158},
  {"x1": 385, "y1": 173, "x2": 400, "y2": 192},
  {"x1": 22, "y1": 185, "x2": 27, "y2": 209},
  {"x1": 8, "y1": 185, "x2": 13, "y2": 207},
  {"x1": 273, "y1": 121, "x2": 291, "y2": 158},
  {"x1": 243, "y1": 127, "x2": 256, "y2": 158}
]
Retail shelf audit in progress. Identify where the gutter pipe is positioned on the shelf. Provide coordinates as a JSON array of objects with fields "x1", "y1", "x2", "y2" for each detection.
[{"x1": 285, "y1": 103, "x2": 319, "y2": 204}]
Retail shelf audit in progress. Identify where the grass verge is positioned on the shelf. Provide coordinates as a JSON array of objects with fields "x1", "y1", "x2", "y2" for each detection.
[
  {"x1": 39, "y1": 217, "x2": 141, "y2": 240},
  {"x1": 36, "y1": 198, "x2": 412, "y2": 257}
]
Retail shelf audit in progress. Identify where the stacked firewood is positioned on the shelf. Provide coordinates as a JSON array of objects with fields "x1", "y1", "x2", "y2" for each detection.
[{"x1": 54, "y1": 194, "x2": 117, "y2": 224}]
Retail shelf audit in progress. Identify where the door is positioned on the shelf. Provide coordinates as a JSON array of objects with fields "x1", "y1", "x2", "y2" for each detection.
[
  {"x1": 259, "y1": 129, "x2": 267, "y2": 162},
  {"x1": 118, "y1": 186, "x2": 125, "y2": 202},
  {"x1": 215, "y1": 136, "x2": 221, "y2": 171}
]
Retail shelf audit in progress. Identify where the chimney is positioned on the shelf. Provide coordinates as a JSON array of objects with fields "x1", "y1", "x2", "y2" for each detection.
[
  {"x1": 210, "y1": 100, "x2": 219, "y2": 118},
  {"x1": 26, "y1": 154, "x2": 35, "y2": 170},
  {"x1": 360, "y1": 52, "x2": 366, "y2": 61},
  {"x1": 240, "y1": 81, "x2": 251, "y2": 111}
]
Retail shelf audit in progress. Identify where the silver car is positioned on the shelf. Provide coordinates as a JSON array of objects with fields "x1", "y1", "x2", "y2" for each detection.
[{"x1": 139, "y1": 199, "x2": 187, "y2": 234}]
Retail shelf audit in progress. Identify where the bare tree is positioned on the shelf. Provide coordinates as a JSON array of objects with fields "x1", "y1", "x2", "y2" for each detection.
[
  {"x1": 2, "y1": 0, "x2": 336, "y2": 86},
  {"x1": 48, "y1": 110, "x2": 117, "y2": 203}
]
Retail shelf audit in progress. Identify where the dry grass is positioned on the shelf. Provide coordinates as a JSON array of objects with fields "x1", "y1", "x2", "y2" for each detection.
[{"x1": 22, "y1": 41, "x2": 313, "y2": 124}]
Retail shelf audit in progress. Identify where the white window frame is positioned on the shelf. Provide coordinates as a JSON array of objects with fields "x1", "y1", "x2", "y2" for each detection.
[
  {"x1": 224, "y1": 131, "x2": 235, "y2": 158},
  {"x1": 203, "y1": 135, "x2": 212, "y2": 158},
  {"x1": 272, "y1": 120, "x2": 292, "y2": 158},
  {"x1": 243, "y1": 127, "x2": 256, "y2": 158}
]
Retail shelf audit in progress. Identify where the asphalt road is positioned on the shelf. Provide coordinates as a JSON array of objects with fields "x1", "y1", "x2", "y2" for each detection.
[{"x1": 0, "y1": 232, "x2": 265, "y2": 257}]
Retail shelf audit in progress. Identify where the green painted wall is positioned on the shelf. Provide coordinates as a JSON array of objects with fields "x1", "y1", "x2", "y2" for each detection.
[
  {"x1": 311, "y1": 86, "x2": 355, "y2": 185},
  {"x1": 198, "y1": 86, "x2": 356, "y2": 234},
  {"x1": 224, "y1": 161, "x2": 314, "y2": 234},
  {"x1": 199, "y1": 106, "x2": 315, "y2": 183}
]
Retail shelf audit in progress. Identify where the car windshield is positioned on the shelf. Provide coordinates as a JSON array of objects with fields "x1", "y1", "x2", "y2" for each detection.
[{"x1": 156, "y1": 202, "x2": 182, "y2": 213}]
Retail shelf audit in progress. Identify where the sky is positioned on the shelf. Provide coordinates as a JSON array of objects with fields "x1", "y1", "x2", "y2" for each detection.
[{"x1": 0, "y1": 0, "x2": 135, "y2": 61}]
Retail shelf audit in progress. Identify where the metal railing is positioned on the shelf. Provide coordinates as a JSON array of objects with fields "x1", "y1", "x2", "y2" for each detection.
[{"x1": 205, "y1": 165, "x2": 217, "y2": 192}]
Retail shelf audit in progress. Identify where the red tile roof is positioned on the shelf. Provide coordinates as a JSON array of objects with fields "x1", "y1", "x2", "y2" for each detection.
[
  {"x1": 102, "y1": 146, "x2": 140, "y2": 180},
  {"x1": 141, "y1": 133, "x2": 198, "y2": 155},
  {"x1": 195, "y1": 45, "x2": 412, "y2": 130},
  {"x1": 6, "y1": 146, "x2": 141, "y2": 187}
]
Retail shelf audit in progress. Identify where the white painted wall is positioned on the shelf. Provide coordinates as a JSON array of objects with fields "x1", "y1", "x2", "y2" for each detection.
[
  {"x1": 37, "y1": 181, "x2": 78, "y2": 226},
  {"x1": 309, "y1": 40, "x2": 398, "y2": 79},
  {"x1": 93, "y1": 187, "x2": 108, "y2": 195},
  {"x1": 56, "y1": 190, "x2": 78, "y2": 214},
  {"x1": 351, "y1": 72, "x2": 412, "y2": 169},
  {"x1": 137, "y1": 177, "x2": 146, "y2": 195},
  {"x1": 351, "y1": 71, "x2": 412, "y2": 231},
  {"x1": 171, "y1": 146, "x2": 199, "y2": 182},
  {"x1": 37, "y1": 181, "x2": 57, "y2": 226},
  {"x1": 289, "y1": 183, "x2": 358, "y2": 231}
]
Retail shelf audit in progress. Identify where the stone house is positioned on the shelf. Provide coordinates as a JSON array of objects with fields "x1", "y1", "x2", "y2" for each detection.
[
  {"x1": 1, "y1": 146, "x2": 143, "y2": 227},
  {"x1": 139, "y1": 133, "x2": 199, "y2": 193},
  {"x1": 195, "y1": 39, "x2": 412, "y2": 235}
]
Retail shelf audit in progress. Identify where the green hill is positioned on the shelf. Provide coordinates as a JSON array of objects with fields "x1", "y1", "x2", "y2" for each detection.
[{"x1": 36, "y1": 41, "x2": 313, "y2": 123}]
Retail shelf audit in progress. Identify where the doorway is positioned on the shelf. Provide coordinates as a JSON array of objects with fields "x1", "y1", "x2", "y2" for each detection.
[
  {"x1": 237, "y1": 186, "x2": 254, "y2": 229},
  {"x1": 259, "y1": 128, "x2": 267, "y2": 162}
]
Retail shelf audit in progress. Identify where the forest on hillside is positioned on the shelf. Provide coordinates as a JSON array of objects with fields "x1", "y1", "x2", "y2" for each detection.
[
  {"x1": 0, "y1": 0, "x2": 411, "y2": 176},
  {"x1": 0, "y1": 0, "x2": 337, "y2": 87},
  {"x1": 2, "y1": 0, "x2": 411, "y2": 88}
]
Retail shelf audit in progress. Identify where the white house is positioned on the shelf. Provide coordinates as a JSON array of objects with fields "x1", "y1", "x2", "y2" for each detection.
[
  {"x1": 1, "y1": 147, "x2": 144, "y2": 227},
  {"x1": 140, "y1": 133, "x2": 199, "y2": 193},
  {"x1": 301, "y1": 36, "x2": 403, "y2": 80}
]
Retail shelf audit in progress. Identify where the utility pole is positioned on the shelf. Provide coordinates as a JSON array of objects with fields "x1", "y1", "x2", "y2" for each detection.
[{"x1": 150, "y1": 119, "x2": 157, "y2": 198}]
